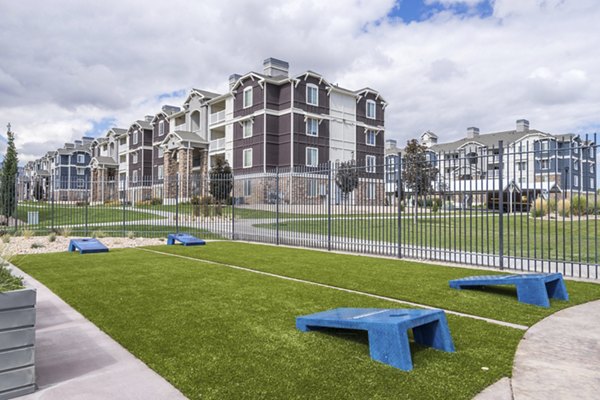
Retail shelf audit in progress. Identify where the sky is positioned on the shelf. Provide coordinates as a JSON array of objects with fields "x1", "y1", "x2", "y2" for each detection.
[{"x1": 1, "y1": 0, "x2": 599, "y2": 163}]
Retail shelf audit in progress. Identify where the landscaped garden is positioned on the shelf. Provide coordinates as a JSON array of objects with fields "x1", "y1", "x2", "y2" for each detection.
[{"x1": 11, "y1": 241, "x2": 600, "y2": 399}]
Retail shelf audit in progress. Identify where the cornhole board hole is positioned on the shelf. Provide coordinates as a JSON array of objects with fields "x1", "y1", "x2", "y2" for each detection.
[
  {"x1": 296, "y1": 308, "x2": 454, "y2": 371},
  {"x1": 68, "y1": 238, "x2": 109, "y2": 254},
  {"x1": 449, "y1": 273, "x2": 568, "y2": 308},
  {"x1": 167, "y1": 233, "x2": 206, "y2": 246}
]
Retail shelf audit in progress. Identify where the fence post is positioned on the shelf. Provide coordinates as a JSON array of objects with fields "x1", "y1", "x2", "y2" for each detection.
[
  {"x1": 397, "y1": 152, "x2": 403, "y2": 258},
  {"x1": 498, "y1": 140, "x2": 504, "y2": 270},
  {"x1": 51, "y1": 177, "x2": 55, "y2": 233},
  {"x1": 275, "y1": 167, "x2": 280, "y2": 245},
  {"x1": 84, "y1": 177, "x2": 89, "y2": 236},
  {"x1": 231, "y1": 173, "x2": 235, "y2": 240},
  {"x1": 327, "y1": 161, "x2": 332, "y2": 251},
  {"x1": 122, "y1": 177, "x2": 126, "y2": 236},
  {"x1": 175, "y1": 174, "x2": 179, "y2": 234}
]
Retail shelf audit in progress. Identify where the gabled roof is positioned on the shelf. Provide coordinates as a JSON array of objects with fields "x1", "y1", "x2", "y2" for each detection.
[
  {"x1": 430, "y1": 129, "x2": 550, "y2": 153},
  {"x1": 129, "y1": 120, "x2": 152, "y2": 131},
  {"x1": 159, "y1": 131, "x2": 208, "y2": 148},
  {"x1": 91, "y1": 156, "x2": 118, "y2": 167},
  {"x1": 355, "y1": 87, "x2": 387, "y2": 104},
  {"x1": 182, "y1": 88, "x2": 222, "y2": 107}
]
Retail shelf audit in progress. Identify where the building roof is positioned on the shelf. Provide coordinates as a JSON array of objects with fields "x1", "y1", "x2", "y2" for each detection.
[
  {"x1": 92, "y1": 156, "x2": 118, "y2": 166},
  {"x1": 429, "y1": 129, "x2": 549, "y2": 153}
]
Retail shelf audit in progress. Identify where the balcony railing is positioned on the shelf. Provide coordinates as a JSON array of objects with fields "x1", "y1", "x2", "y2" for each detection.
[
  {"x1": 210, "y1": 110, "x2": 226, "y2": 125},
  {"x1": 210, "y1": 138, "x2": 226, "y2": 152}
]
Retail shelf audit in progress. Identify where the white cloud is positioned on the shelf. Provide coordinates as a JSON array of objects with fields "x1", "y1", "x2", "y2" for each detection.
[{"x1": 0, "y1": 0, "x2": 599, "y2": 162}]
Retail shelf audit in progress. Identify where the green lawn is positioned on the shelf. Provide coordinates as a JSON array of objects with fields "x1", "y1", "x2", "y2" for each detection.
[
  {"x1": 13, "y1": 247, "x2": 524, "y2": 399},
  {"x1": 17, "y1": 203, "x2": 160, "y2": 227},
  {"x1": 256, "y1": 213, "x2": 600, "y2": 264}
]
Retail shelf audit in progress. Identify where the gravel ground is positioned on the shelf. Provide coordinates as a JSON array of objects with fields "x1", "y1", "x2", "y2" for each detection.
[{"x1": 0, "y1": 236, "x2": 164, "y2": 256}]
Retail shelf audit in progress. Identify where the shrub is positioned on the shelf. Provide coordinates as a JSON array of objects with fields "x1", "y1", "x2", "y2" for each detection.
[
  {"x1": 530, "y1": 198, "x2": 548, "y2": 218},
  {"x1": 150, "y1": 198, "x2": 162, "y2": 206},
  {"x1": 431, "y1": 201, "x2": 439, "y2": 213},
  {"x1": 30, "y1": 242, "x2": 44, "y2": 249},
  {"x1": 1, "y1": 234, "x2": 10, "y2": 244},
  {"x1": 557, "y1": 199, "x2": 571, "y2": 217},
  {"x1": 48, "y1": 232, "x2": 57, "y2": 242},
  {"x1": 127, "y1": 231, "x2": 136, "y2": 239},
  {"x1": 104, "y1": 200, "x2": 121, "y2": 207},
  {"x1": 570, "y1": 195, "x2": 598, "y2": 216},
  {"x1": 91, "y1": 230, "x2": 107, "y2": 239},
  {"x1": 0, "y1": 262, "x2": 23, "y2": 292},
  {"x1": 75, "y1": 201, "x2": 89, "y2": 207},
  {"x1": 22, "y1": 229, "x2": 34, "y2": 239},
  {"x1": 59, "y1": 227, "x2": 72, "y2": 237}
]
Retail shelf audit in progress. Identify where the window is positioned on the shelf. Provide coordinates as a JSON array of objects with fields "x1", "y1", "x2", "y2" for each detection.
[
  {"x1": 306, "y1": 84, "x2": 318, "y2": 106},
  {"x1": 157, "y1": 165, "x2": 164, "y2": 180},
  {"x1": 366, "y1": 130, "x2": 376, "y2": 146},
  {"x1": 77, "y1": 154, "x2": 85, "y2": 163},
  {"x1": 158, "y1": 121, "x2": 165, "y2": 136},
  {"x1": 120, "y1": 155, "x2": 126, "y2": 163},
  {"x1": 132, "y1": 153, "x2": 138, "y2": 164},
  {"x1": 133, "y1": 130, "x2": 139, "y2": 145},
  {"x1": 243, "y1": 180, "x2": 252, "y2": 196},
  {"x1": 540, "y1": 159, "x2": 549, "y2": 169},
  {"x1": 307, "y1": 179, "x2": 319, "y2": 197},
  {"x1": 367, "y1": 182, "x2": 376, "y2": 200},
  {"x1": 366, "y1": 100, "x2": 376, "y2": 119},
  {"x1": 591, "y1": 164, "x2": 595, "y2": 174},
  {"x1": 540, "y1": 140, "x2": 548, "y2": 151},
  {"x1": 120, "y1": 138, "x2": 126, "y2": 146},
  {"x1": 591, "y1": 150, "x2": 595, "y2": 159},
  {"x1": 243, "y1": 87, "x2": 253, "y2": 108},
  {"x1": 306, "y1": 118, "x2": 318, "y2": 136},
  {"x1": 158, "y1": 147, "x2": 164, "y2": 158},
  {"x1": 366, "y1": 155, "x2": 376, "y2": 173},
  {"x1": 243, "y1": 120, "x2": 253, "y2": 138},
  {"x1": 574, "y1": 161, "x2": 579, "y2": 171},
  {"x1": 77, "y1": 179, "x2": 85, "y2": 189},
  {"x1": 590, "y1": 178, "x2": 595, "y2": 189},
  {"x1": 517, "y1": 162, "x2": 527, "y2": 172},
  {"x1": 574, "y1": 175, "x2": 579, "y2": 187},
  {"x1": 306, "y1": 147, "x2": 318, "y2": 167},
  {"x1": 132, "y1": 170, "x2": 138, "y2": 183},
  {"x1": 243, "y1": 148, "x2": 253, "y2": 168},
  {"x1": 76, "y1": 167, "x2": 85, "y2": 175}
]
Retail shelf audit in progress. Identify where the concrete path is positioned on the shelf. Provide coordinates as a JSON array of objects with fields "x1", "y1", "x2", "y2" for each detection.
[
  {"x1": 475, "y1": 299, "x2": 600, "y2": 400},
  {"x1": 9, "y1": 264, "x2": 186, "y2": 400}
]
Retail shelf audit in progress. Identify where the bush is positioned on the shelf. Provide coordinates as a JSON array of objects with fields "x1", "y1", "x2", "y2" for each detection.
[
  {"x1": 0, "y1": 263, "x2": 23, "y2": 292},
  {"x1": 91, "y1": 230, "x2": 107, "y2": 239},
  {"x1": 530, "y1": 198, "x2": 549, "y2": 218},
  {"x1": 75, "y1": 201, "x2": 89, "y2": 207},
  {"x1": 557, "y1": 199, "x2": 571, "y2": 217},
  {"x1": 570, "y1": 195, "x2": 598, "y2": 216},
  {"x1": 104, "y1": 200, "x2": 121, "y2": 207},
  {"x1": 1, "y1": 234, "x2": 10, "y2": 244},
  {"x1": 59, "y1": 227, "x2": 72, "y2": 237},
  {"x1": 48, "y1": 232, "x2": 57, "y2": 242},
  {"x1": 22, "y1": 229, "x2": 34, "y2": 239},
  {"x1": 150, "y1": 198, "x2": 162, "y2": 206},
  {"x1": 30, "y1": 242, "x2": 44, "y2": 249},
  {"x1": 431, "y1": 202, "x2": 439, "y2": 213},
  {"x1": 127, "y1": 231, "x2": 136, "y2": 239}
]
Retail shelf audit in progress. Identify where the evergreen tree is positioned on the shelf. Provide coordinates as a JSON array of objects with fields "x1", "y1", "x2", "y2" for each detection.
[
  {"x1": 0, "y1": 125, "x2": 18, "y2": 221},
  {"x1": 209, "y1": 156, "x2": 233, "y2": 204},
  {"x1": 335, "y1": 160, "x2": 359, "y2": 209},
  {"x1": 402, "y1": 139, "x2": 438, "y2": 224}
]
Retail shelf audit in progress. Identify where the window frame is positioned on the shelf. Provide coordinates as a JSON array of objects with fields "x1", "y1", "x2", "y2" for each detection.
[
  {"x1": 306, "y1": 84, "x2": 319, "y2": 106},
  {"x1": 77, "y1": 154, "x2": 85, "y2": 164},
  {"x1": 243, "y1": 179, "x2": 252, "y2": 196},
  {"x1": 306, "y1": 147, "x2": 318, "y2": 167},
  {"x1": 573, "y1": 175, "x2": 579, "y2": 187},
  {"x1": 243, "y1": 120, "x2": 253, "y2": 139},
  {"x1": 157, "y1": 165, "x2": 164, "y2": 180},
  {"x1": 540, "y1": 159, "x2": 549, "y2": 170},
  {"x1": 366, "y1": 130, "x2": 376, "y2": 146},
  {"x1": 306, "y1": 118, "x2": 318, "y2": 137},
  {"x1": 366, "y1": 100, "x2": 376, "y2": 119},
  {"x1": 243, "y1": 87, "x2": 253, "y2": 109},
  {"x1": 158, "y1": 120, "x2": 165, "y2": 136},
  {"x1": 243, "y1": 148, "x2": 253, "y2": 169},
  {"x1": 307, "y1": 179, "x2": 319, "y2": 197},
  {"x1": 367, "y1": 182, "x2": 376, "y2": 200},
  {"x1": 366, "y1": 155, "x2": 376, "y2": 173},
  {"x1": 133, "y1": 130, "x2": 139, "y2": 145},
  {"x1": 132, "y1": 170, "x2": 138, "y2": 183},
  {"x1": 132, "y1": 152, "x2": 138, "y2": 164}
]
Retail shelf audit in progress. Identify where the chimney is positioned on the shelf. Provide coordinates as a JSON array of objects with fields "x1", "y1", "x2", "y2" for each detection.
[
  {"x1": 64, "y1": 143, "x2": 75, "y2": 149},
  {"x1": 82, "y1": 136, "x2": 94, "y2": 143},
  {"x1": 263, "y1": 57, "x2": 289, "y2": 77},
  {"x1": 516, "y1": 119, "x2": 529, "y2": 133},
  {"x1": 385, "y1": 139, "x2": 397, "y2": 150},
  {"x1": 74, "y1": 140, "x2": 82, "y2": 146},
  {"x1": 229, "y1": 74, "x2": 241, "y2": 90},
  {"x1": 467, "y1": 127, "x2": 480, "y2": 139},
  {"x1": 144, "y1": 115, "x2": 153, "y2": 122}
]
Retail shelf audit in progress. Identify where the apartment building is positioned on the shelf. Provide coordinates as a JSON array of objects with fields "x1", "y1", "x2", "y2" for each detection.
[{"x1": 385, "y1": 119, "x2": 597, "y2": 209}]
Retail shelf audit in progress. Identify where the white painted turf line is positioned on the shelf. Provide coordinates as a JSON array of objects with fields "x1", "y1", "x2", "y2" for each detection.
[{"x1": 138, "y1": 248, "x2": 528, "y2": 331}]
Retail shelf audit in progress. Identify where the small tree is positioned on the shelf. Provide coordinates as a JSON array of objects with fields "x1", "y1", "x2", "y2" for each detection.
[
  {"x1": 335, "y1": 160, "x2": 359, "y2": 210},
  {"x1": 402, "y1": 139, "x2": 438, "y2": 223},
  {"x1": 209, "y1": 157, "x2": 233, "y2": 213},
  {"x1": 33, "y1": 180, "x2": 45, "y2": 201},
  {"x1": 0, "y1": 126, "x2": 18, "y2": 223}
]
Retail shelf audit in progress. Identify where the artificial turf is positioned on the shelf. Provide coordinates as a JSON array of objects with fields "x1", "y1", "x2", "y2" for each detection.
[
  {"x1": 13, "y1": 248, "x2": 523, "y2": 399},
  {"x1": 152, "y1": 241, "x2": 600, "y2": 326}
]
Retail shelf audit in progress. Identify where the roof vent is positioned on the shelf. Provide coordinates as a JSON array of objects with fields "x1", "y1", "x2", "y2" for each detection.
[
  {"x1": 263, "y1": 58, "x2": 289, "y2": 77},
  {"x1": 144, "y1": 115, "x2": 154, "y2": 123},
  {"x1": 516, "y1": 119, "x2": 529, "y2": 133},
  {"x1": 467, "y1": 127, "x2": 480, "y2": 139},
  {"x1": 229, "y1": 74, "x2": 241, "y2": 90}
]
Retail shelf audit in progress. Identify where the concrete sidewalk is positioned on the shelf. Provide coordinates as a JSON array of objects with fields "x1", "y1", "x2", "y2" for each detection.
[
  {"x1": 10, "y1": 264, "x2": 186, "y2": 400},
  {"x1": 475, "y1": 299, "x2": 600, "y2": 400}
]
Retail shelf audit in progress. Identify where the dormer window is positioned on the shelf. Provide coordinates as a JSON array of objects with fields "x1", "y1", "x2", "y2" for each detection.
[
  {"x1": 243, "y1": 87, "x2": 253, "y2": 109},
  {"x1": 158, "y1": 120, "x2": 165, "y2": 136},
  {"x1": 366, "y1": 100, "x2": 376, "y2": 119},
  {"x1": 306, "y1": 84, "x2": 318, "y2": 106}
]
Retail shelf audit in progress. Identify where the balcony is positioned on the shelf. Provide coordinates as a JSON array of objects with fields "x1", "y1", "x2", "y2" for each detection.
[
  {"x1": 210, "y1": 138, "x2": 226, "y2": 152},
  {"x1": 210, "y1": 110, "x2": 226, "y2": 125}
]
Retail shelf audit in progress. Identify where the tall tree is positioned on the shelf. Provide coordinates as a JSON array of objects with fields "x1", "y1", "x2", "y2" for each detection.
[
  {"x1": 0, "y1": 124, "x2": 18, "y2": 222},
  {"x1": 209, "y1": 156, "x2": 233, "y2": 204},
  {"x1": 335, "y1": 160, "x2": 359, "y2": 209},
  {"x1": 401, "y1": 139, "x2": 438, "y2": 223}
]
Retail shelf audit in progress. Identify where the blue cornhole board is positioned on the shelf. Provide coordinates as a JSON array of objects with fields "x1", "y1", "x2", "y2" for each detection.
[
  {"x1": 449, "y1": 273, "x2": 568, "y2": 308},
  {"x1": 167, "y1": 233, "x2": 205, "y2": 246},
  {"x1": 296, "y1": 308, "x2": 454, "y2": 371},
  {"x1": 68, "y1": 238, "x2": 109, "y2": 254}
]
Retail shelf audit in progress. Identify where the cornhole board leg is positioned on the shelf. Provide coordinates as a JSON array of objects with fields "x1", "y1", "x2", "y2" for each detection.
[
  {"x1": 516, "y1": 280, "x2": 550, "y2": 307},
  {"x1": 413, "y1": 314, "x2": 455, "y2": 352},
  {"x1": 368, "y1": 326, "x2": 413, "y2": 371},
  {"x1": 167, "y1": 236, "x2": 175, "y2": 245},
  {"x1": 545, "y1": 277, "x2": 569, "y2": 301},
  {"x1": 68, "y1": 242, "x2": 76, "y2": 252}
]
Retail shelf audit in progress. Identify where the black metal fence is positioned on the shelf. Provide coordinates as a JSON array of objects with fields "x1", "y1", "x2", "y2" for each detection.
[{"x1": 2, "y1": 137, "x2": 598, "y2": 279}]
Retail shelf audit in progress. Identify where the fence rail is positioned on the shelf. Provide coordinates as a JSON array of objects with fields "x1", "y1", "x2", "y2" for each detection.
[{"x1": 2, "y1": 138, "x2": 598, "y2": 279}]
